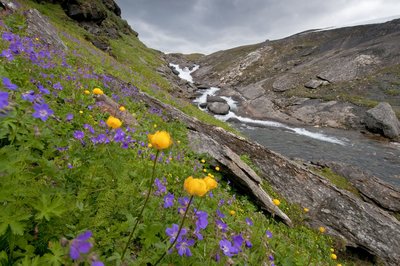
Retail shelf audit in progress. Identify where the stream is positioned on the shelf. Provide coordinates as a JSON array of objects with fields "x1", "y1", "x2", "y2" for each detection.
[{"x1": 171, "y1": 64, "x2": 400, "y2": 187}]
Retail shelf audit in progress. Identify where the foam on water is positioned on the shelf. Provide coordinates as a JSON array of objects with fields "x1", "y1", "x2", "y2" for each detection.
[
  {"x1": 193, "y1": 87, "x2": 220, "y2": 105},
  {"x1": 169, "y1": 63, "x2": 199, "y2": 83}
]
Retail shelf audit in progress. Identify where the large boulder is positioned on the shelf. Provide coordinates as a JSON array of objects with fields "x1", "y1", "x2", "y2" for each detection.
[
  {"x1": 365, "y1": 102, "x2": 400, "y2": 139},
  {"x1": 207, "y1": 102, "x2": 230, "y2": 115},
  {"x1": 206, "y1": 95, "x2": 226, "y2": 103}
]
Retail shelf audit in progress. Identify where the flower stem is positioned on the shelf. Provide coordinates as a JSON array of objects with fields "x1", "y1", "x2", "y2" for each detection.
[
  {"x1": 121, "y1": 150, "x2": 160, "y2": 261},
  {"x1": 153, "y1": 195, "x2": 194, "y2": 266}
]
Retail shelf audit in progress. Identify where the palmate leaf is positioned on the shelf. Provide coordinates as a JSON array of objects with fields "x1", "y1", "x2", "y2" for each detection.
[
  {"x1": 31, "y1": 194, "x2": 67, "y2": 221},
  {"x1": 42, "y1": 241, "x2": 64, "y2": 266},
  {"x1": 0, "y1": 205, "x2": 31, "y2": 236}
]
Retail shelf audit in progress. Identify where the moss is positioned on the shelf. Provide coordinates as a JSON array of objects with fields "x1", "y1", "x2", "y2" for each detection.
[{"x1": 312, "y1": 167, "x2": 361, "y2": 197}]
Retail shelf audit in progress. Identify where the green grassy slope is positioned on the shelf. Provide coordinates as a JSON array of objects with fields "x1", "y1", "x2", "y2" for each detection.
[{"x1": 0, "y1": 1, "x2": 365, "y2": 265}]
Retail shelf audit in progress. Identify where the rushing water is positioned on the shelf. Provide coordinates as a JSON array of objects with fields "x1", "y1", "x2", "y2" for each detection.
[{"x1": 172, "y1": 65, "x2": 400, "y2": 187}]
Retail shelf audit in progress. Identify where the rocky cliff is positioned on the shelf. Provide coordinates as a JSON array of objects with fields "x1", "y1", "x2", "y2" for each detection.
[{"x1": 190, "y1": 19, "x2": 400, "y2": 138}]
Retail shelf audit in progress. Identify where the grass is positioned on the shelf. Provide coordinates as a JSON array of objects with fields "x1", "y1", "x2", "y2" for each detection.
[
  {"x1": 0, "y1": 1, "x2": 368, "y2": 265},
  {"x1": 312, "y1": 167, "x2": 361, "y2": 197}
]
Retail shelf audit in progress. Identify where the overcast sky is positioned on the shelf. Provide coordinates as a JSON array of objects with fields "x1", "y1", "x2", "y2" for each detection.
[{"x1": 116, "y1": 0, "x2": 400, "y2": 55}]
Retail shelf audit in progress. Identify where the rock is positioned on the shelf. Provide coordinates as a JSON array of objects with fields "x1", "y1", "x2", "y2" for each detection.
[
  {"x1": 206, "y1": 95, "x2": 226, "y2": 103},
  {"x1": 102, "y1": 0, "x2": 121, "y2": 16},
  {"x1": 171, "y1": 68, "x2": 179, "y2": 76},
  {"x1": 323, "y1": 162, "x2": 400, "y2": 212},
  {"x1": 199, "y1": 102, "x2": 208, "y2": 108},
  {"x1": 26, "y1": 9, "x2": 67, "y2": 51},
  {"x1": 272, "y1": 75, "x2": 296, "y2": 92},
  {"x1": 195, "y1": 83, "x2": 209, "y2": 90},
  {"x1": 304, "y1": 79, "x2": 324, "y2": 89},
  {"x1": 62, "y1": 1, "x2": 107, "y2": 22},
  {"x1": 365, "y1": 102, "x2": 400, "y2": 139},
  {"x1": 207, "y1": 102, "x2": 230, "y2": 115}
]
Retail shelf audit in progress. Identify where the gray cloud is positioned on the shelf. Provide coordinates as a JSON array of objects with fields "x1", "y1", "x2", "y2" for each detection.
[{"x1": 116, "y1": 0, "x2": 400, "y2": 54}]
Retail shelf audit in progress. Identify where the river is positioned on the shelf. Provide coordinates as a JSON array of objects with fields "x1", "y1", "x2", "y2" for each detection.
[{"x1": 171, "y1": 64, "x2": 400, "y2": 187}]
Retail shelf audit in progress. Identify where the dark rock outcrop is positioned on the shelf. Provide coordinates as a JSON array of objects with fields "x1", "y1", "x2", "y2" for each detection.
[
  {"x1": 206, "y1": 95, "x2": 226, "y2": 103},
  {"x1": 365, "y1": 102, "x2": 400, "y2": 139}
]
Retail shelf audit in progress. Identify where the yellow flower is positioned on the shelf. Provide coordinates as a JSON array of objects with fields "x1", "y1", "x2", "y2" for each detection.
[
  {"x1": 203, "y1": 169, "x2": 207, "y2": 173},
  {"x1": 148, "y1": 131, "x2": 172, "y2": 150},
  {"x1": 272, "y1": 199, "x2": 281, "y2": 206},
  {"x1": 319, "y1": 226, "x2": 326, "y2": 233},
  {"x1": 153, "y1": 124, "x2": 157, "y2": 128},
  {"x1": 230, "y1": 210, "x2": 236, "y2": 215},
  {"x1": 79, "y1": 110, "x2": 83, "y2": 114},
  {"x1": 92, "y1": 88, "x2": 104, "y2": 95},
  {"x1": 215, "y1": 166, "x2": 220, "y2": 171},
  {"x1": 330, "y1": 248, "x2": 335, "y2": 253},
  {"x1": 330, "y1": 254, "x2": 337, "y2": 260},
  {"x1": 119, "y1": 106, "x2": 126, "y2": 111},
  {"x1": 106, "y1": 116, "x2": 122, "y2": 129},
  {"x1": 184, "y1": 176, "x2": 208, "y2": 197},
  {"x1": 337, "y1": 264, "x2": 342, "y2": 266},
  {"x1": 84, "y1": 90, "x2": 90, "y2": 95},
  {"x1": 148, "y1": 143, "x2": 152, "y2": 148},
  {"x1": 303, "y1": 207, "x2": 309, "y2": 213},
  {"x1": 177, "y1": 140, "x2": 181, "y2": 144},
  {"x1": 204, "y1": 176, "x2": 218, "y2": 191},
  {"x1": 201, "y1": 159, "x2": 205, "y2": 163}
]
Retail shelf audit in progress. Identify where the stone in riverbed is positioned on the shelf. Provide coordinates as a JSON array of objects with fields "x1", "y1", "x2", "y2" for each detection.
[
  {"x1": 206, "y1": 95, "x2": 227, "y2": 103},
  {"x1": 365, "y1": 102, "x2": 400, "y2": 139},
  {"x1": 207, "y1": 102, "x2": 230, "y2": 115},
  {"x1": 304, "y1": 79, "x2": 324, "y2": 89}
]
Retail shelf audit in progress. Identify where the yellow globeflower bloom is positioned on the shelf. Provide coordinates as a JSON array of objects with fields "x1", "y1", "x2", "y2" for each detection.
[
  {"x1": 84, "y1": 90, "x2": 90, "y2": 95},
  {"x1": 304, "y1": 207, "x2": 309, "y2": 213},
  {"x1": 337, "y1": 264, "x2": 342, "y2": 266},
  {"x1": 184, "y1": 176, "x2": 208, "y2": 197},
  {"x1": 201, "y1": 159, "x2": 205, "y2": 163},
  {"x1": 119, "y1": 106, "x2": 126, "y2": 111},
  {"x1": 330, "y1": 254, "x2": 337, "y2": 260},
  {"x1": 93, "y1": 88, "x2": 104, "y2": 95},
  {"x1": 203, "y1": 169, "x2": 207, "y2": 173},
  {"x1": 148, "y1": 131, "x2": 172, "y2": 150},
  {"x1": 230, "y1": 210, "x2": 236, "y2": 215},
  {"x1": 215, "y1": 166, "x2": 220, "y2": 171},
  {"x1": 204, "y1": 176, "x2": 218, "y2": 191},
  {"x1": 106, "y1": 116, "x2": 122, "y2": 129},
  {"x1": 319, "y1": 226, "x2": 326, "y2": 233},
  {"x1": 79, "y1": 110, "x2": 83, "y2": 114},
  {"x1": 272, "y1": 199, "x2": 281, "y2": 206}
]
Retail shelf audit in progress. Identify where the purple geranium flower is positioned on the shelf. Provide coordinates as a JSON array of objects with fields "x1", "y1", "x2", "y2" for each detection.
[
  {"x1": 232, "y1": 234, "x2": 244, "y2": 251},
  {"x1": 195, "y1": 210, "x2": 208, "y2": 230},
  {"x1": 91, "y1": 261, "x2": 104, "y2": 266},
  {"x1": 73, "y1": 131, "x2": 85, "y2": 140},
  {"x1": 2, "y1": 32, "x2": 14, "y2": 42},
  {"x1": 216, "y1": 209, "x2": 225, "y2": 218},
  {"x1": 216, "y1": 219, "x2": 228, "y2": 232},
  {"x1": 154, "y1": 178, "x2": 166, "y2": 195},
  {"x1": 53, "y1": 82, "x2": 63, "y2": 90},
  {"x1": 32, "y1": 102, "x2": 54, "y2": 121},
  {"x1": 2, "y1": 77, "x2": 18, "y2": 91},
  {"x1": 0, "y1": 91, "x2": 9, "y2": 109},
  {"x1": 66, "y1": 113, "x2": 73, "y2": 121},
  {"x1": 219, "y1": 239, "x2": 239, "y2": 257},
  {"x1": 245, "y1": 218, "x2": 253, "y2": 226},
  {"x1": 69, "y1": 230, "x2": 93, "y2": 260},
  {"x1": 21, "y1": 90, "x2": 35, "y2": 102},
  {"x1": 113, "y1": 128, "x2": 125, "y2": 142},
  {"x1": 1, "y1": 49, "x2": 14, "y2": 61},
  {"x1": 245, "y1": 239, "x2": 252, "y2": 248},
  {"x1": 163, "y1": 193, "x2": 174, "y2": 208},
  {"x1": 266, "y1": 230, "x2": 273, "y2": 238},
  {"x1": 176, "y1": 238, "x2": 195, "y2": 257},
  {"x1": 37, "y1": 84, "x2": 50, "y2": 94},
  {"x1": 84, "y1": 124, "x2": 95, "y2": 134},
  {"x1": 165, "y1": 224, "x2": 187, "y2": 243}
]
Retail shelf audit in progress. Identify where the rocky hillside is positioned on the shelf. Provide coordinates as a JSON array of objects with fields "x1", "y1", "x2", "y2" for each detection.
[{"x1": 191, "y1": 19, "x2": 400, "y2": 136}]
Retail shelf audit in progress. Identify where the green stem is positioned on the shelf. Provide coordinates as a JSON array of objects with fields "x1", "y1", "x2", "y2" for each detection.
[
  {"x1": 121, "y1": 150, "x2": 160, "y2": 261},
  {"x1": 153, "y1": 195, "x2": 194, "y2": 266}
]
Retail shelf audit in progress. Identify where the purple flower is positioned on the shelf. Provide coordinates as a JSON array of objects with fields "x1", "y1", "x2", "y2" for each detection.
[
  {"x1": 113, "y1": 128, "x2": 125, "y2": 142},
  {"x1": 0, "y1": 91, "x2": 9, "y2": 109},
  {"x1": 2, "y1": 32, "x2": 14, "y2": 42},
  {"x1": 176, "y1": 238, "x2": 195, "y2": 257},
  {"x1": 84, "y1": 124, "x2": 95, "y2": 134},
  {"x1": 245, "y1": 239, "x2": 252, "y2": 248},
  {"x1": 195, "y1": 210, "x2": 208, "y2": 230},
  {"x1": 165, "y1": 224, "x2": 187, "y2": 243},
  {"x1": 32, "y1": 102, "x2": 54, "y2": 121},
  {"x1": 69, "y1": 231, "x2": 93, "y2": 260},
  {"x1": 73, "y1": 131, "x2": 85, "y2": 140},
  {"x1": 37, "y1": 84, "x2": 50, "y2": 94},
  {"x1": 246, "y1": 218, "x2": 253, "y2": 226},
  {"x1": 53, "y1": 82, "x2": 63, "y2": 90},
  {"x1": 216, "y1": 209, "x2": 225, "y2": 218},
  {"x1": 232, "y1": 234, "x2": 244, "y2": 251},
  {"x1": 216, "y1": 219, "x2": 228, "y2": 232},
  {"x1": 2, "y1": 77, "x2": 18, "y2": 91},
  {"x1": 1, "y1": 49, "x2": 14, "y2": 61},
  {"x1": 154, "y1": 178, "x2": 166, "y2": 195},
  {"x1": 163, "y1": 193, "x2": 174, "y2": 208},
  {"x1": 66, "y1": 113, "x2": 73, "y2": 121},
  {"x1": 21, "y1": 90, "x2": 35, "y2": 102},
  {"x1": 266, "y1": 230, "x2": 273, "y2": 238},
  {"x1": 269, "y1": 255, "x2": 274, "y2": 261},
  {"x1": 178, "y1": 196, "x2": 190, "y2": 214},
  {"x1": 91, "y1": 261, "x2": 104, "y2": 266},
  {"x1": 219, "y1": 239, "x2": 239, "y2": 257}
]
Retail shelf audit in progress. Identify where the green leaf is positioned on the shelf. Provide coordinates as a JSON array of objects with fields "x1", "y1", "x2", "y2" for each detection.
[
  {"x1": 32, "y1": 194, "x2": 66, "y2": 221},
  {"x1": 17, "y1": 255, "x2": 43, "y2": 266},
  {"x1": 42, "y1": 241, "x2": 65, "y2": 266},
  {"x1": 0, "y1": 205, "x2": 31, "y2": 236}
]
